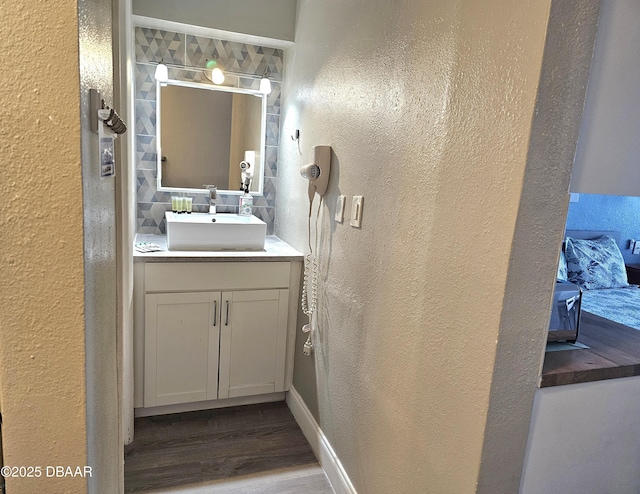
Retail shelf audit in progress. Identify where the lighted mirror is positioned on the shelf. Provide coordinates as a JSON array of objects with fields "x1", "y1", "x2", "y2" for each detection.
[{"x1": 156, "y1": 79, "x2": 267, "y2": 195}]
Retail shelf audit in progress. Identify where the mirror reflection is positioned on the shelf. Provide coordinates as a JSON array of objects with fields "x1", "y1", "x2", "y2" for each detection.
[{"x1": 157, "y1": 80, "x2": 266, "y2": 194}]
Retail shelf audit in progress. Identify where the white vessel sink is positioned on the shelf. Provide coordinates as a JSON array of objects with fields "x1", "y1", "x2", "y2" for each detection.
[{"x1": 165, "y1": 212, "x2": 267, "y2": 251}]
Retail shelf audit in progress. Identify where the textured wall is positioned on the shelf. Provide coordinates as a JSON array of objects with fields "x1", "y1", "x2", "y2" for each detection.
[
  {"x1": 133, "y1": 0, "x2": 297, "y2": 42},
  {"x1": 276, "y1": 1, "x2": 557, "y2": 492},
  {"x1": 570, "y1": 0, "x2": 640, "y2": 196},
  {"x1": 0, "y1": 1, "x2": 88, "y2": 492},
  {"x1": 479, "y1": 2, "x2": 600, "y2": 491},
  {"x1": 79, "y1": 0, "x2": 121, "y2": 491}
]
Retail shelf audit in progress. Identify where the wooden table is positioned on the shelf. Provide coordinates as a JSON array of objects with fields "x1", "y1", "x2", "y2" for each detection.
[{"x1": 542, "y1": 311, "x2": 640, "y2": 387}]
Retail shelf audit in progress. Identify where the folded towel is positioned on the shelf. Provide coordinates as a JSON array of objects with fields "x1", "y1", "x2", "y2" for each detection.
[{"x1": 135, "y1": 242, "x2": 163, "y2": 253}]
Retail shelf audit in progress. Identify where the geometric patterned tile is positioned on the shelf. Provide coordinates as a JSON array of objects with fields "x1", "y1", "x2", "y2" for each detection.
[
  {"x1": 221, "y1": 74, "x2": 241, "y2": 89},
  {"x1": 136, "y1": 169, "x2": 157, "y2": 203},
  {"x1": 136, "y1": 134, "x2": 156, "y2": 169},
  {"x1": 266, "y1": 114, "x2": 280, "y2": 147},
  {"x1": 252, "y1": 193, "x2": 268, "y2": 208},
  {"x1": 135, "y1": 28, "x2": 185, "y2": 65},
  {"x1": 135, "y1": 63, "x2": 157, "y2": 101},
  {"x1": 251, "y1": 179, "x2": 276, "y2": 209},
  {"x1": 266, "y1": 83, "x2": 281, "y2": 115},
  {"x1": 137, "y1": 201, "x2": 171, "y2": 235},
  {"x1": 265, "y1": 146, "x2": 278, "y2": 178},
  {"x1": 213, "y1": 39, "x2": 250, "y2": 73},
  {"x1": 238, "y1": 76, "x2": 260, "y2": 91},
  {"x1": 192, "y1": 194, "x2": 209, "y2": 206},
  {"x1": 206, "y1": 39, "x2": 284, "y2": 82},
  {"x1": 218, "y1": 194, "x2": 241, "y2": 208},
  {"x1": 263, "y1": 177, "x2": 277, "y2": 208},
  {"x1": 135, "y1": 100, "x2": 156, "y2": 136},
  {"x1": 185, "y1": 35, "x2": 218, "y2": 68},
  {"x1": 155, "y1": 190, "x2": 173, "y2": 203},
  {"x1": 215, "y1": 204, "x2": 237, "y2": 214},
  {"x1": 265, "y1": 49, "x2": 284, "y2": 82}
]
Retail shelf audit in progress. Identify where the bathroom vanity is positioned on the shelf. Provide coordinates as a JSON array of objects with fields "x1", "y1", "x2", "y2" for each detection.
[{"x1": 133, "y1": 234, "x2": 303, "y2": 416}]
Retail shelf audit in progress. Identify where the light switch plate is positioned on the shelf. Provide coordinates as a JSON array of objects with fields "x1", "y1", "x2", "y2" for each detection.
[
  {"x1": 335, "y1": 195, "x2": 345, "y2": 223},
  {"x1": 351, "y1": 196, "x2": 363, "y2": 228}
]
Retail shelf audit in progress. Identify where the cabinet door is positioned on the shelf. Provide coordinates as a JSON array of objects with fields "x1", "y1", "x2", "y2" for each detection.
[
  {"x1": 219, "y1": 289, "x2": 289, "y2": 399},
  {"x1": 144, "y1": 292, "x2": 220, "y2": 407}
]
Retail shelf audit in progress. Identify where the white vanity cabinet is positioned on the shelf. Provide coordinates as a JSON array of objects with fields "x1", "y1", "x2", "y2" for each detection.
[
  {"x1": 218, "y1": 289, "x2": 289, "y2": 399},
  {"x1": 134, "y1": 256, "x2": 301, "y2": 415},
  {"x1": 145, "y1": 291, "x2": 220, "y2": 407}
]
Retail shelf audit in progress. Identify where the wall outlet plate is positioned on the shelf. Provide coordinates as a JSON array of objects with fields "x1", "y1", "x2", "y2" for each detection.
[
  {"x1": 335, "y1": 195, "x2": 345, "y2": 223},
  {"x1": 350, "y1": 196, "x2": 363, "y2": 228}
]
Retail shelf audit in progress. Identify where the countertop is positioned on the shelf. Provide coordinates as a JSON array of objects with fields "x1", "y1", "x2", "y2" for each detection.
[
  {"x1": 134, "y1": 234, "x2": 303, "y2": 262},
  {"x1": 542, "y1": 311, "x2": 640, "y2": 387}
]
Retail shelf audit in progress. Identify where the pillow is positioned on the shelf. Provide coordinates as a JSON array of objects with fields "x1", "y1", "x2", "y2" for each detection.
[
  {"x1": 564, "y1": 235, "x2": 629, "y2": 290},
  {"x1": 557, "y1": 250, "x2": 568, "y2": 281}
]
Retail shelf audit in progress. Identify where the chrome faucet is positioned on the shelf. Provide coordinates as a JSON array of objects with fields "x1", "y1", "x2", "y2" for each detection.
[{"x1": 204, "y1": 185, "x2": 218, "y2": 214}]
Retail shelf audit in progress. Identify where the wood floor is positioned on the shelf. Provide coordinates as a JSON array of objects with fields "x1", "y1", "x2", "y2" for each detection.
[{"x1": 124, "y1": 401, "x2": 334, "y2": 493}]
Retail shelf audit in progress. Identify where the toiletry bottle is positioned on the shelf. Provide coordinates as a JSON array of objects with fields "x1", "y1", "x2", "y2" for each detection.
[{"x1": 239, "y1": 186, "x2": 253, "y2": 216}]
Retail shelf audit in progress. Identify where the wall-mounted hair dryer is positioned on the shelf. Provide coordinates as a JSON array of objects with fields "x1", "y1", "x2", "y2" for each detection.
[
  {"x1": 299, "y1": 145, "x2": 331, "y2": 357},
  {"x1": 300, "y1": 145, "x2": 331, "y2": 207}
]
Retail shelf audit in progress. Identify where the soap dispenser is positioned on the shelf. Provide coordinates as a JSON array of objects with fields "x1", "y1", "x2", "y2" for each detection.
[{"x1": 238, "y1": 186, "x2": 253, "y2": 216}]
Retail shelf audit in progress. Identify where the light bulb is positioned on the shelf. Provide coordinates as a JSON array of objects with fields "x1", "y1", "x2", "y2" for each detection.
[
  {"x1": 259, "y1": 77, "x2": 272, "y2": 95},
  {"x1": 154, "y1": 63, "x2": 168, "y2": 82},
  {"x1": 211, "y1": 67, "x2": 225, "y2": 85}
]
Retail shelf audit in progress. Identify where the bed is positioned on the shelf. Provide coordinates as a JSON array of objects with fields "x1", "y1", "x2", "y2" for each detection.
[{"x1": 559, "y1": 230, "x2": 640, "y2": 331}]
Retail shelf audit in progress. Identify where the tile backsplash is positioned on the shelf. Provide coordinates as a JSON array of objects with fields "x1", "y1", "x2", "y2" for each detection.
[{"x1": 134, "y1": 25, "x2": 283, "y2": 235}]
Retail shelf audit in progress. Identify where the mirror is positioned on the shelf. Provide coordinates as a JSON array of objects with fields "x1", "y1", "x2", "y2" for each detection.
[{"x1": 156, "y1": 79, "x2": 267, "y2": 195}]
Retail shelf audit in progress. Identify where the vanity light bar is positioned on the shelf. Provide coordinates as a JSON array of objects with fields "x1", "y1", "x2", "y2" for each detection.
[{"x1": 153, "y1": 60, "x2": 273, "y2": 91}]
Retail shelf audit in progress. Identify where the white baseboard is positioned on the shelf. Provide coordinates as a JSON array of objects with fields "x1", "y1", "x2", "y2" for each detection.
[
  {"x1": 134, "y1": 392, "x2": 285, "y2": 417},
  {"x1": 286, "y1": 386, "x2": 357, "y2": 494}
]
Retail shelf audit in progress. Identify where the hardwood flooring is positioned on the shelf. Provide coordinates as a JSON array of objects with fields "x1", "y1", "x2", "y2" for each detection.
[
  {"x1": 542, "y1": 311, "x2": 640, "y2": 387},
  {"x1": 124, "y1": 401, "x2": 334, "y2": 493}
]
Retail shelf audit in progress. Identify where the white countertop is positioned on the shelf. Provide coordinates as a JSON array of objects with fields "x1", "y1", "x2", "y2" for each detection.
[{"x1": 133, "y1": 234, "x2": 304, "y2": 262}]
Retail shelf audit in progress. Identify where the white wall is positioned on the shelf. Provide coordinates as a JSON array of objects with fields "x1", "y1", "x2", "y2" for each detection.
[
  {"x1": 522, "y1": 376, "x2": 640, "y2": 493},
  {"x1": 132, "y1": 0, "x2": 296, "y2": 42},
  {"x1": 275, "y1": 1, "x2": 585, "y2": 492},
  {"x1": 570, "y1": 0, "x2": 640, "y2": 195}
]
